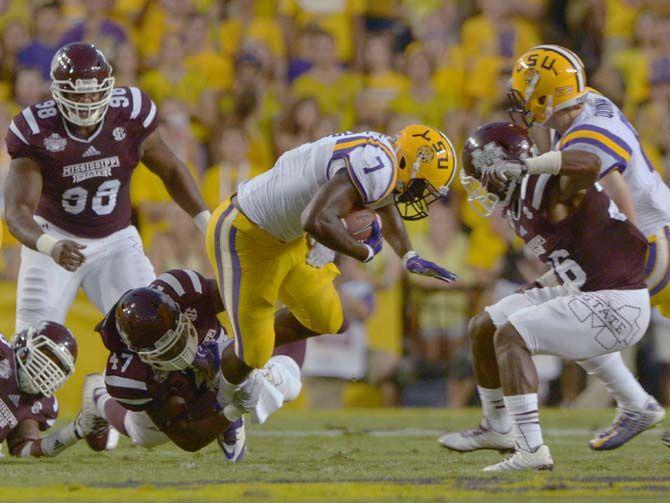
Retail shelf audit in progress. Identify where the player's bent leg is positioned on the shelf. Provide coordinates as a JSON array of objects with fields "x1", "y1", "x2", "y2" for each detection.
[
  {"x1": 206, "y1": 201, "x2": 288, "y2": 370},
  {"x1": 439, "y1": 292, "x2": 537, "y2": 453},
  {"x1": 278, "y1": 257, "x2": 344, "y2": 337},
  {"x1": 482, "y1": 322, "x2": 553, "y2": 472},
  {"x1": 580, "y1": 352, "x2": 665, "y2": 451},
  {"x1": 15, "y1": 246, "x2": 81, "y2": 332},
  {"x1": 438, "y1": 311, "x2": 515, "y2": 452}
]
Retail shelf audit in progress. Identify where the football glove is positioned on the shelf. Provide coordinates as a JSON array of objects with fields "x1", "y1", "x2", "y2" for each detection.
[
  {"x1": 403, "y1": 251, "x2": 457, "y2": 283},
  {"x1": 362, "y1": 220, "x2": 383, "y2": 263}
]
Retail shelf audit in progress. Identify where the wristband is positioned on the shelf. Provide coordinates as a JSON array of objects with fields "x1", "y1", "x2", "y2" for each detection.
[
  {"x1": 35, "y1": 234, "x2": 58, "y2": 256},
  {"x1": 523, "y1": 151, "x2": 562, "y2": 175},
  {"x1": 401, "y1": 250, "x2": 418, "y2": 268},
  {"x1": 362, "y1": 244, "x2": 375, "y2": 263},
  {"x1": 193, "y1": 210, "x2": 212, "y2": 233}
]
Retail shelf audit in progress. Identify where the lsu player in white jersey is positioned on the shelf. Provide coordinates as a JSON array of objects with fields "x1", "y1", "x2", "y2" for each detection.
[
  {"x1": 206, "y1": 126, "x2": 458, "y2": 417},
  {"x1": 505, "y1": 45, "x2": 666, "y2": 451}
]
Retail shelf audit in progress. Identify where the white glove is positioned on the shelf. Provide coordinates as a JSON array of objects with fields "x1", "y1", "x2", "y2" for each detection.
[
  {"x1": 306, "y1": 240, "x2": 336, "y2": 268},
  {"x1": 481, "y1": 159, "x2": 527, "y2": 182},
  {"x1": 221, "y1": 371, "x2": 284, "y2": 424}
]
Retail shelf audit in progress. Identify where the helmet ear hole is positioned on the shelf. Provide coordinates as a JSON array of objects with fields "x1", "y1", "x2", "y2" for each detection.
[
  {"x1": 399, "y1": 157, "x2": 406, "y2": 169},
  {"x1": 538, "y1": 95, "x2": 546, "y2": 105}
]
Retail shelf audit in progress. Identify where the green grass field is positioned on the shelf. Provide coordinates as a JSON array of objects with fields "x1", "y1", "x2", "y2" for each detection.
[{"x1": 1, "y1": 408, "x2": 669, "y2": 503}]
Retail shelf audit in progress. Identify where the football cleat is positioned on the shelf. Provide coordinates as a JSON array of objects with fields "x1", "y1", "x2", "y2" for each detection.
[
  {"x1": 589, "y1": 397, "x2": 665, "y2": 451},
  {"x1": 218, "y1": 417, "x2": 246, "y2": 462},
  {"x1": 438, "y1": 418, "x2": 516, "y2": 453},
  {"x1": 80, "y1": 373, "x2": 115, "y2": 451},
  {"x1": 482, "y1": 445, "x2": 554, "y2": 472}
]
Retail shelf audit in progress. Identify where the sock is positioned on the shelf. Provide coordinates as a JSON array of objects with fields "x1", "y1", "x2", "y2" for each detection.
[
  {"x1": 94, "y1": 388, "x2": 128, "y2": 435},
  {"x1": 578, "y1": 352, "x2": 648, "y2": 410},
  {"x1": 478, "y1": 386, "x2": 512, "y2": 433},
  {"x1": 504, "y1": 393, "x2": 543, "y2": 452}
]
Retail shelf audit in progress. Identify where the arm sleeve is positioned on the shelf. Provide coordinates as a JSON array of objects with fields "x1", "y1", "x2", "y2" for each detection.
[
  {"x1": 104, "y1": 354, "x2": 155, "y2": 411},
  {"x1": 559, "y1": 125, "x2": 633, "y2": 178}
]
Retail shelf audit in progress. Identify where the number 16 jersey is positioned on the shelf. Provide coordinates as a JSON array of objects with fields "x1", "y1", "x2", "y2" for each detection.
[
  {"x1": 5, "y1": 87, "x2": 158, "y2": 238},
  {"x1": 237, "y1": 131, "x2": 398, "y2": 242}
]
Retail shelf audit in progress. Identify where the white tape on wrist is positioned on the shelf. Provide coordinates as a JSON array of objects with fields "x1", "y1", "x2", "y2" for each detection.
[
  {"x1": 40, "y1": 422, "x2": 80, "y2": 457},
  {"x1": 35, "y1": 234, "x2": 58, "y2": 256},
  {"x1": 401, "y1": 251, "x2": 418, "y2": 268},
  {"x1": 193, "y1": 210, "x2": 212, "y2": 234},
  {"x1": 523, "y1": 151, "x2": 562, "y2": 175}
]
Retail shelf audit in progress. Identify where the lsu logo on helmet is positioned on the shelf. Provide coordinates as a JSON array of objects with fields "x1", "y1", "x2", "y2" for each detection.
[
  {"x1": 393, "y1": 124, "x2": 457, "y2": 220},
  {"x1": 509, "y1": 44, "x2": 587, "y2": 126}
]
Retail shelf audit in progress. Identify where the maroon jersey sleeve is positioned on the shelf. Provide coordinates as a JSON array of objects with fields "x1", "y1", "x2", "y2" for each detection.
[
  {"x1": 124, "y1": 87, "x2": 159, "y2": 144},
  {"x1": 104, "y1": 350, "x2": 157, "y2": 411},
  {"x1": 151, "y1": 269, "x2": 214, "y2": 313},
  {"x1": 29, "y1": 396, "x2": 59, "y2": 432},
  {"x1": 5, "y1": 109, "x2": 43, "y2": 162}
]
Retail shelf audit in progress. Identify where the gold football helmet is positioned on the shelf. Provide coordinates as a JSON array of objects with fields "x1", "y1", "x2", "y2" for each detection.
[
  {"x1": 509, "y1": 44, "x2": 587, "y2": 126},
  {"x1": 392, "y1": 124, "x2": 457, "y2": 220}
]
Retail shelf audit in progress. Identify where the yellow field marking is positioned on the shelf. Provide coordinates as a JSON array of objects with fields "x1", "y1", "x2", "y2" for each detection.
[{"x1": 1, "y1": 479, "x2": 669, "y2": 503}]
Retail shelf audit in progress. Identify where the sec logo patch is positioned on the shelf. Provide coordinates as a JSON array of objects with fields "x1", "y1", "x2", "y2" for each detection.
[{"x1": 113, "y1": 127, "x2": 126, "y2": 141}]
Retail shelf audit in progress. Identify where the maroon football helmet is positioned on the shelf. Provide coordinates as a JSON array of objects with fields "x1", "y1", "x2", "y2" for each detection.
[
  {"x1": 115, "y1": 288, "x2": 198, "y2": 371},
  {"x1": 12, "y1": 321, "x2": 77, "y2": 396},
  {"x1": 461, "y1": 122, "x2": 534, "y2": 216},
  {"x1": 50, "y1": 42, "x2": 115, "y2": 127}
]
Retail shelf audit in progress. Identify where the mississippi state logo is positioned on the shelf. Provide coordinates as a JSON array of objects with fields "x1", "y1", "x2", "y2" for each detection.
[
  {"x1": 44, "y1": 133, "x2": 67, "y2": 152},
  {"x1": 113, "y1": 127, "x2": 126, "y2": 141},
  {"x1": 31, "y1": 401, "x2": 43, "y2": 414}
]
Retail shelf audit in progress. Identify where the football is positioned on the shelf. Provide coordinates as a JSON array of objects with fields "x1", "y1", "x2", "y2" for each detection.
[
  {"x1": 85, "y1": 425, "x2": 113, "y2": 452},
  {"x1": 342, "y1": 209, "x2": 379, "y2": 241}
]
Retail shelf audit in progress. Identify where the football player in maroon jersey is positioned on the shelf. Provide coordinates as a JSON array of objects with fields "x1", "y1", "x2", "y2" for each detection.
[
  {"x1": 0, "y1": 322, "x2": 103, "y2": 458},
  {"x1": 3, "y1": 43, "x2": 210, "y2": 333},
  {"x1": 438, "y1": 122, "x2": 650, "y2": 471},
  {"x1": 84, "y1": 269, "x2": 301, "y2": 461}
]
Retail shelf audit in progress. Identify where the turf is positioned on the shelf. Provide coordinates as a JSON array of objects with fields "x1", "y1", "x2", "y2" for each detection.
[{"x1": 1, "y1": 408, "x2": 669, "y2": 502}]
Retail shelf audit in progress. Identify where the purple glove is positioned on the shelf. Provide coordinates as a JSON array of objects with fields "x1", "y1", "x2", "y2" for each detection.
[
  {"x1": 192, "y1": 341, "x2": 222, "y2": 381},
  {"x1": 403, "y1": 251, "x2": 457, "y2": 283},
  {"x1": 362, "y1": 219, "x2": 383, "y2": 263}
]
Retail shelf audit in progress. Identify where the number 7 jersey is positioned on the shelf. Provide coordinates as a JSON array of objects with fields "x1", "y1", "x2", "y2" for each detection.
[
  {"x1": 237, "y1": 131, "x2": 397, "y2": 242},
  {"x1": 5, "y1": 87, "x2": 158, "y2": 238}
]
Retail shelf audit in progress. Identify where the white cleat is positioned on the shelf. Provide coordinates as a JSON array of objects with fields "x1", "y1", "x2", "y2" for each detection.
[
  {"x1": 260, "y1": 355, "x2": 302, "y2": 402},
  {"x1": 483, "y1": 445, "x2": 554, "y2": 472},
  {"x1": 218, "y1": 417, "x2": 246, "y2": 462},
  {"x1": 80, "y1": 373, "x2": 115, "y2": 451},
  {"x1": 438, "y1": 419, "x2": 516, "y2": 453}
]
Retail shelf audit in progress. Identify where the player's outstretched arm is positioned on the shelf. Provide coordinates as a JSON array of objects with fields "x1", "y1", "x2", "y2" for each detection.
[
  {"x1": 140, "y1": 129, "x2": 210, "y2": 233},
  {"x1": 5, "y1": 418, "x2": 84, "y2": 458},
  {"x1": 4, "y1": 158, "x2": 86, "y2": 271},
  {"x1": 301, "y1": 171, "x2": 374, "y2": 262}
]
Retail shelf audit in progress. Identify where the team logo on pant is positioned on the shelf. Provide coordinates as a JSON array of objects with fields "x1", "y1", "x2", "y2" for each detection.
[
  {"x1": 44, "y1": 133, "x2": 67, "y2": 152},
  {"x1": 0, "y1": 359, "x2": 11, "y2": 379},
  {"x1": 568, "y1": 293, "x2": 642, "y2": 350}
]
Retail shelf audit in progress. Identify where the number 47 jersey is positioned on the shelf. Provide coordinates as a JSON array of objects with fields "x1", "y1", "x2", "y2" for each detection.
[{"x1": 5, "y1": 87, "x2": 158, "y2": 238}]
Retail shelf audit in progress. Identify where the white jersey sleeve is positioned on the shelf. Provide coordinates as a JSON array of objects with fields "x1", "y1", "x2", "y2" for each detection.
[
  {"x1": 557, "y1": 94, "x2": 635, "y2": 177},
  {"x1": 330, "y1": 132, "x2": 397, "y2": 205}
]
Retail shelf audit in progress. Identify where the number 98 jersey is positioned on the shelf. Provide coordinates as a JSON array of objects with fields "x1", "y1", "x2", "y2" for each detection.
[{"x1": 5, "y1": 86, "x2": 158, "y2": 238}]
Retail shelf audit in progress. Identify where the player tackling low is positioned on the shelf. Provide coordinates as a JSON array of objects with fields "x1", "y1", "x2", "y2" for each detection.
[
  {"x1": 3, "y1": 42, "x2": 210, "y2": 333},
  {"x1": 508, "y1": 45, "x2": 667, "y2": 449},
  {"x1": 206, "y1": 126, "x2": 459, "y2": 418},
  {"x1": 82, "y1": 269, "x2": 301, "y2": 461},
  {"x1": 0, "y1": 322, "x2": 102, "y2": 458},
  {"x1": 439, "y1": 122, "x2": 650, "y2": 471}
]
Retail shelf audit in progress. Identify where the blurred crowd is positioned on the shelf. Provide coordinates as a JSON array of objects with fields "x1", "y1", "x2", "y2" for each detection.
[{"x1": 1, "y1": 0, "x2": 670, "y2": 409}]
